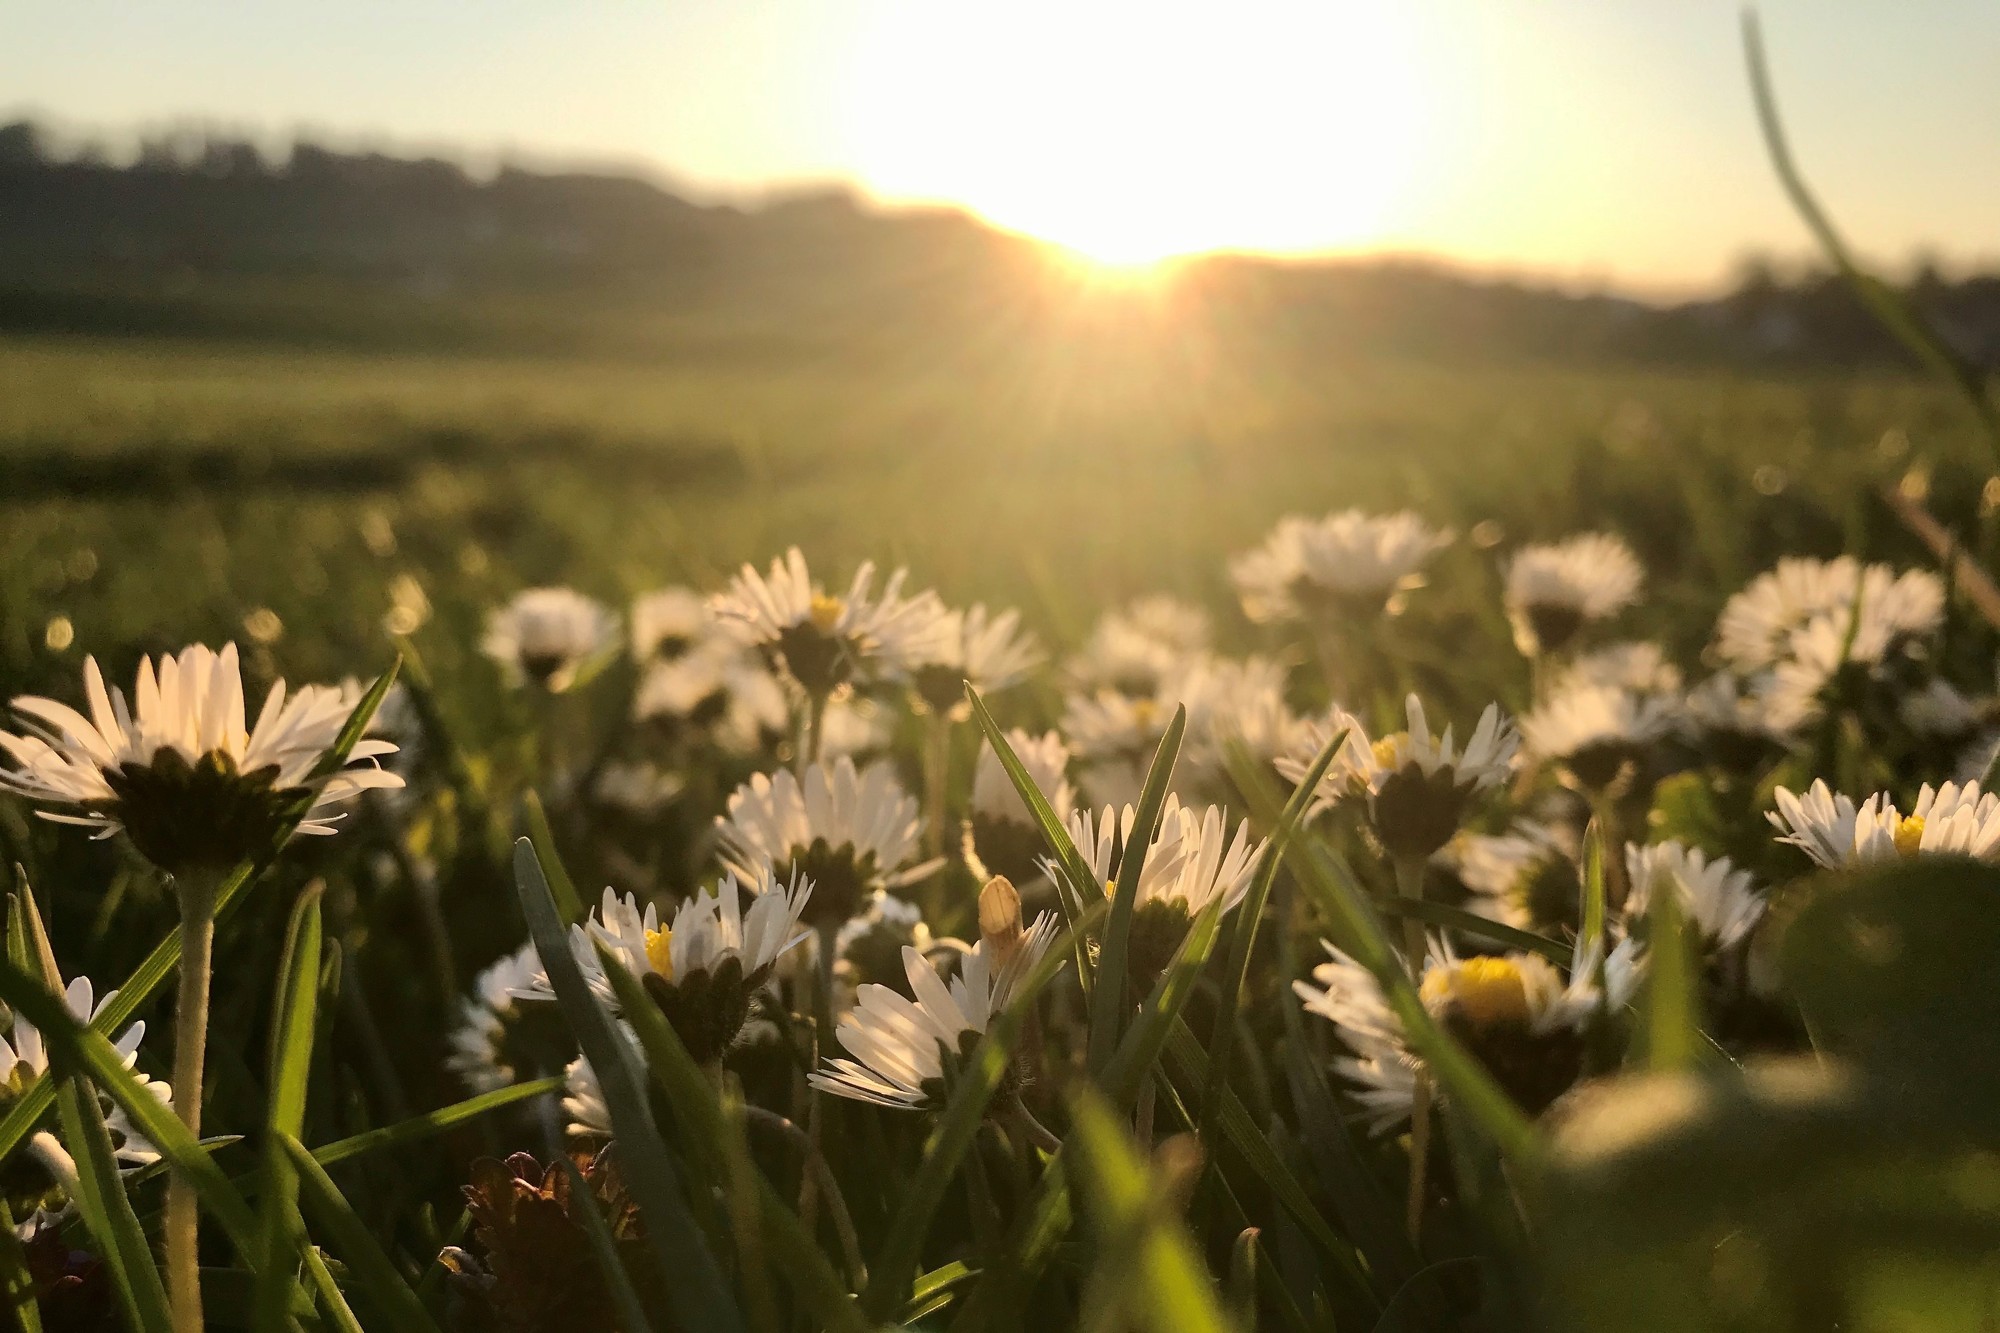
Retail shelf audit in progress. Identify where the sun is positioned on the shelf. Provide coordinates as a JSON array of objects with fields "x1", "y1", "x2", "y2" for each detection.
[{"x1": 842, "y1": 0, "x2": 1432, "y2": 266}]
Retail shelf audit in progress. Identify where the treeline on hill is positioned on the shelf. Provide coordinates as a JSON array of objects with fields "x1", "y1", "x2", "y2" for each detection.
[{"x1": 3, "y1": 117, "x2": 2000, "y2": 370}]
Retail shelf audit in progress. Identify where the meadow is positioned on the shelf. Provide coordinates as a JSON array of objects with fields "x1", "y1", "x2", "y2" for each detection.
[{"x1": 1, "y1": 315, "x2": 1998, "y2": 1332}]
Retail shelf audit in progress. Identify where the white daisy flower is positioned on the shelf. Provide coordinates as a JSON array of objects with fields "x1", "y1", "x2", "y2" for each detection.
[
  {"x1": 633, "y1": 649, "x2": 789, "y2": 754},
  {"x1": 903, "y1": 604, "x2": 1045, "y2": 716},
  {"x1": 446, "y1": 943, "x2": 574, "y2": 1095},
  {"x1": 629, "y1": 586, "x2": 720, "y2": 663},
  {"x1": 0, "y1": 976, "x2": 173, "y2": 1166},
  {"x1": 1064, "y1": 596, "x2": 1210, "y2": 698},
  {"x1": 1277, "y1": 695, "x2": 1519, "y2": 859},
  {"x1": 1231, "y1": 510, "x2": 1452, "y2": 623},
  {"x1": 716, "y1": 757, "x2": 928, "y2": 928},
  {"x1": 1295, "y1": 942, "x2": 1605, "y2": 1132},
  {"x1": 1901, "y1": 679, "x2": 1983, "y2": 739},
  {"x1": 1621, "y1": 841, "x2": 1765, "y2": 951},
  {"x1": 0, "y1": 643, "x2": 402, "y2": 875},
  {"x1": 591, "y1": 761, "x2": 685, "y2": 815},
  {"x1": 816, "y1": 694, "x2": 898, "y2": 762},
  {"x1": 562, "y1": 1051, "x2": 617, "y2": 1140},
  {"x1": 1520, "y1": 681, "x2": 1679, "y2": 792},
  {"x1": 1448, "y1": 824, "x2": 1576, "y2": 933},
  {"x1": 1684, "y1": 673, "x2": 1794, "y2": 752},
  {"x1": 966, "y1": 729, "x2": 1075, "y2": 885},
  {"x1": 1062, "y1": 687, "x2": 1175, "y2": 810},
  {"x1": 1715, "y1": 557, "x2": 1943, "y2": 674},
  {"x1": 709, "y1": 548, "x2": 946, "y2": 696},
  {"x1": 481, "y1": 588, "x2": 620, "y2": 692},
  {"x1": 809, "y1": 913, "x2": 1060, "y2": 1110},
  {"x1": 1174, "y1": 655, "x2": 1303, "y2": 789},
  {"x1": 548, "y1": 876, "x2": 813, "y2": 1065},
  {"x1": 1060, "y1": 795, "x2": 1265, "y2": 983},
  {"x1": 1755, "y1": 588, "x2": 1945, "y2": 733},
  {"x1": 1769, "y1": 778, "x2": 2000, "y2": 869},
  {"x1": 833, "y1": 893, "x2": 936, "y2": 1008},
  {"x1": 1505, "y1": 533, "x2": 1645, "y2": 655},
  {"x1": 1554, "y1": 641, "x2": 1683, "y2": 698}
]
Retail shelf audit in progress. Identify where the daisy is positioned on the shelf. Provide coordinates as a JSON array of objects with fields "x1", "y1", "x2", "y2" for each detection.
[
  {"x1": 0, "y1": 643, "x2": 402, "y2": 875},
  {"x1": 809, "y1": 913, "x2": 1060, "y2": 1110},
  {"x1": 0, "y1": 976, "x2": 173, "y2": 1167},
  {"x1": 562, "y1": 1051, "x2": 616, "y2": 1140},
  {"x1": 1448, "y1": 824, "x2": 1578, "y2": 934},
  {"x1": 1065, "y1": 597, "x2": 1210, "y2": 698},
  {"x1": 446, "y1": 943, "x2": 576, "y2": 1095},
  {"x1": 716, "y1": 757, "x2": 928, "y2": 929},
  {"x1": 1295, "y1": 942, "x2": 1605, "y2": 1132},
  {"x1": 1174, "y1": 655, "x2": 1303, "y2": 792},
  {"x1": 1769, "y1": 778, "x2": 2000, "y2": 869},
  {"x1": 1062, "y1": 687, "x2": 1175, "y2": 810},
  {"x1": 1505, "y1": 533, "x2": 1645, "y2": 656},
  {"x1": 965, "y1": 729, "x2": 1075, "y2": 885},
  {"x1": 633, "y1": 650, "x2": 789, "y2": 755},
  {"x1": 1520, "y1": 681, "x2": 1679, "y2": 793},
  {"x1": 591, "y1": 761, "x2": 684, "y2": 816},
  {"x1": 629, "y1": 586, "x2": 718, "y2": 663},
  {"x1": 833, "y1": 893, "x2": 936, "y2": 1006},
  {"x1": 1715, "y1": 557, "x2": 1943, "y2": 674},
  {"x1": 709, "y1": 548, "x2": 946, "y2": 698},
  {"x1": 1901, "y1": 679, "x2": 1983, "y2": 740},
  {"x1": 1553, "y1": 642, "x2": 1683, "y2": 698},
  {"x1": 1684, "y1": 672, "x2": 1794, "y2": 763},
  {"x1": 1277, "y1": 695, "x2": 1519, "y2": 860},
  {"x1": 1060, "y1": 795, "x2": 1265, "y2": 985},
  {"x1": 1621, "y1": 841, "x2": 1764, "y2": 952},
  {"x1": 546, "y1": 876, "x2": 813, "y2": 1065},
  {"x1": 481, "y1": 588, "x2": 620, "y2": 693},
  {"x1": 1755, "y1": 594, "x2": 1942, "y2": 733},
  {"x1": 902, "y1": 604, "x2": 1045, "y2": 717},
  {"x1": 1231, "y1": 510, "x2": 1452, "y2": 623}
]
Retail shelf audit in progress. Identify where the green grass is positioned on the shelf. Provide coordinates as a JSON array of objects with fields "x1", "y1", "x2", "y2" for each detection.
[{"x1": 0, "y1": 329, "x2": 1983, "y2": 705}]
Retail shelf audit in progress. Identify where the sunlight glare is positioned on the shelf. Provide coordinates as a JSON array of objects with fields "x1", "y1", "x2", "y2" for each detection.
[{"x1": 844, "y1": 0, "x2": 1433, "y2": 265}]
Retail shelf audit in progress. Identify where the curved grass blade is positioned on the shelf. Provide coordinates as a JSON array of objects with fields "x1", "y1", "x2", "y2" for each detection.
[
  {"x1": 0, "y1": 662, "x2": 401, "y2": 1168},
  {"x1": 556, "y1": 1154, "x2": 656, "y2": 1333},
  {"x1": 54, "y1": 1071, "x2": 173, "y2": 1333},
  {"x1": 253, "y1": 885, "x2": 323, "y2": 1332},
  {"x1": 1101, "y1": 888, "x2": 1227, "y2": 1109},
  {"x1": 1641, "y1": 869, "x2": 1698, "y2": 1072},
  {"x1": 1067, "y1": 1089, "x2": 1235, "y2": 1333},
  {"x1": 278, "y1": 1133, "x2": 441, "y2": 1333},
  {"x1": 1089, "y1": 704, "x2": 1187, "y2": 1075},
  {"x1": 1282, "y1": 837, "x2": 1539, "y2": 1162},
  {"x1": 966, "y1": 687, "x2": 1098, "y2": 1000},
  {"x1": 519, "y1": 791, "x2": 587, "y2": 926},
  {"x1": 513, "y1": 838, "x2": 744, "y2": 1333},
  {"x1": 903, "y1": 1261, "x2": 978, "y2": 1323},
  {"x1": 1374, "y1": 899, "x2": 1571, "y2": 966},
  {"x1": 1743, "y1": 12, "x2": 2000, "y2": 461},
  {"x1": 593, "y1": 947, "x2": 869, "y2": 1333},
  {"x1": 309, "y1": 1078, "x2": 564, "y2": 1167},
  {"x1": 859, "y1": 904, "x2": 1097, "y2": 1322},
  {"x1": 1202, "y1": 729, "x2": 1348, "y2": 1149},
  {"x1": 0, "y1": 1200, "x2": 41, "y2": 1333}
]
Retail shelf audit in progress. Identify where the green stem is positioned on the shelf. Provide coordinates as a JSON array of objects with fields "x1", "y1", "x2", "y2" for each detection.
[
  {"x1": 923, "y1": 711, "x2": 952, "y2": 860},
  {"x1": 1393, "y1": 855, "x2": 1434, "y2": 1246},
  {"x1": 167, "y1": 869, "x2": 219, "y2": 1333},
  {"x1": 798, "y1": 690, "x2": 829, "y2": 779}
]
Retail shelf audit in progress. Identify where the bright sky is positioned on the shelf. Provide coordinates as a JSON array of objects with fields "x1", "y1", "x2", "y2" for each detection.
[{"x1": 4, "y1": 0, "x2": 1997, "y2": 293}]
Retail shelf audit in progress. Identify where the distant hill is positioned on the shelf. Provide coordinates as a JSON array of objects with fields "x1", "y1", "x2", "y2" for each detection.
[{"x1": 3, "y1": 119, "x2": 1998, "y2": 372}]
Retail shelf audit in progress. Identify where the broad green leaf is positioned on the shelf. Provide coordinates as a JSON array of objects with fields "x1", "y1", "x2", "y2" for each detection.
[
  {"x1": 555, "y1": 1154, "x2": 656, "y2": 1333},
  {"x1": 513, "y1": 838, "x2": 744, "y2": 1333},
  {"x1": 1089, "y1": 705, "x2": 1187, "y2": 1075},
  {"x1": 279, "y1": 1134, "x2": 442, "y2": 1333}
]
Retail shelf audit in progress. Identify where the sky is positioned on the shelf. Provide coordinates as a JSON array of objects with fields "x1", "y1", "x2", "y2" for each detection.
[{"x1": 4, "y1": 1, "x2": 1998, "y2": 294}]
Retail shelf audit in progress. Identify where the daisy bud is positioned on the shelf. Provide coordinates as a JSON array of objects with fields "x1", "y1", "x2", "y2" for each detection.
[{"x1": 979, "y1": 875, "x2": 1024, "y2": 969}]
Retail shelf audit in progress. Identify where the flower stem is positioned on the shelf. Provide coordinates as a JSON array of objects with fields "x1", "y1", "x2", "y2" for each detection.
[
  {"x1": 1393, "y1": 855, "x2": 1434, "y2": 1246},
  {"x1": 167, "y1": 869, "x2": 219, "y2": 1333},
  {"x1": 798, "y1": 689, "x2": 830, "y2": 779},
  {"x1": 1588, "y1": 792, "x2": 1627, "y2": 914}
]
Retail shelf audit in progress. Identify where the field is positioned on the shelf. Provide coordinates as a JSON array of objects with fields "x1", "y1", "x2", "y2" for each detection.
[{"x1": 3, "y1": 321, "x2": 2000, "y2": 1331}]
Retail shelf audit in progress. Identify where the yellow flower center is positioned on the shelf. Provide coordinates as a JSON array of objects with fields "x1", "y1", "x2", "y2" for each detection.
[
  {"x1": 1371, "y1": 737, "x2": 1402, "y2": 769},
  {"x1": 1421, "y1": 956, "x2": 1529, "y2": 1027},
  {"x1": 1892, "y1": 813, "x2": 1926, "y2": 857},
  {"x1": 644, "y1": 927, "x2": 674, "y2": 981},
  {"x1": 808, "y1": 594, "x2": 845, "y2": 633},
  {"x1": 1131, "y1": 698, "x2": 1159, "y2": 729}
]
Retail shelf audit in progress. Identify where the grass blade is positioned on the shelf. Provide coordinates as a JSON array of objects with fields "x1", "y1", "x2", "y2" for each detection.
[
  {"x1": 1203, "y1": 729, "x2": 1348, "y2": 1147},
  {"x1": 1089, "y1": 704, "x2": 1187, "y2": 1075},
  {"x1": 519, "y1": 790, "x2": 587, "y2": 926},
  {"x1": 556, "y1": 1154, "x2": 657, "y2": 1333},
  {"x1": 309, "y1": 1078, "x2": 565, "y2": 1167},
  {"x1": 967, "y1": 687, "x2": 1100, "y2": 1000},
  {"x1": 1067, "y1": 1088, "x2": 1234, "y2": 1333},
  {"x1": 1641, "y1": 869, "x2": 1698, "y2": 1072},
  {"x1": 593, "y1": 944, "x2": 870, "y2": 1333},
  {"x1": 513, "y1": 838, "x2": 744, "y2": 1333},
  {"x1": 860, "y1": 904, "x2": 1097, "y2": 1322},
  {"x1": 1374, "y1": 898, "x2": 1571, "y2": 966},
  {"x1": 279, "y1": 1133, "x2": 441, "y2": 1333},
  {"x1": 53, "y1": 1072, "x2": 174, "y2": 1333},
  {"x1": 1102, "y1": 889, "x2": 1227, "y2": 1109},
  {"x1": 252, "y1": 884, "x2": 324, "y2": 1332}
]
